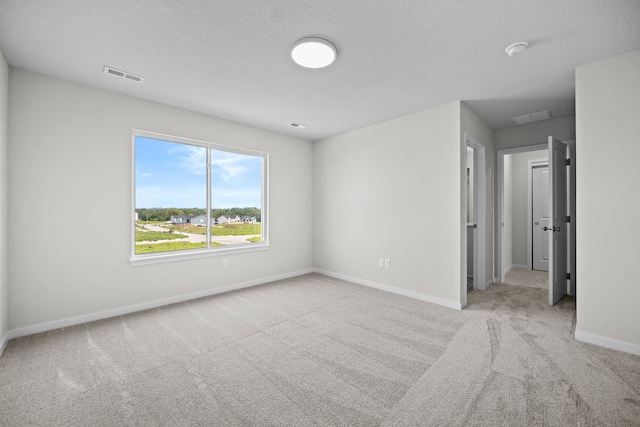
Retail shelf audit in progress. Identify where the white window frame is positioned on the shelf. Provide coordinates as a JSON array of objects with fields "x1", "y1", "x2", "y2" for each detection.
[{"x1": 130, "y1": 130, "x2": 269, "y2": 266}]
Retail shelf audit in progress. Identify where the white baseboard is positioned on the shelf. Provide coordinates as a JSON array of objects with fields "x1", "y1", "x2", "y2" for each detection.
[
  {"x1": 575, "y1": 330, "x2": 640, "y2": 356},
  {"x1": 504, "y1": 264, "x2": 529, "y2": 276},
  {"x1": 7, "y1": 269, "x2": 315, "y2": 340},
  {"x1": 484, "y1": 278, "x2": 495, "y2": 290},
  {"x1": 0, "y1": 331, "x2": 9, "y2": 358},
  {"x1": 314, "y1": 268, "x2": 462, "y2": 310}
]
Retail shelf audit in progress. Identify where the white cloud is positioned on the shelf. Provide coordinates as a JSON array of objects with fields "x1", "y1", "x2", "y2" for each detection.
[
  {"x1": 170, "y1": 144, "x2": 207, "y2": 175},
  {"x1": 211, "y1": 152, "x2": 251, "y2": 181}
]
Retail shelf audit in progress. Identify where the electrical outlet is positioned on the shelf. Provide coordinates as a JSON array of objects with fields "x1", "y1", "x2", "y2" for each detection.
[
  {"x1": 384, "y1": 259, "x2": 390, "y2": 269},
  {"x1": 223, "y1": 259, "x2": 229, "y2": 268},
  {"x1": 379, "y1": 258, "x2": 384, "y2": 267}
]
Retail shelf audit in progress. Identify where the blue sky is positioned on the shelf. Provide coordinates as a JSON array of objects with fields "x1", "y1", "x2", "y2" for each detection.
[{"x1": 135, "y1": 136, "x2": 262, "y2": 209}]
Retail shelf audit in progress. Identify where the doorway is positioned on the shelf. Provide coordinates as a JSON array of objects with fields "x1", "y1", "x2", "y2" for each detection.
[
  {"x1": 497, "y1": 140, "x2": 576, "y2": 305},
  {"x1": 530, "y1": 161, "x2": 549, "y2": 272},
  {"x1": 501, "y1": 148, "x2": 549, "y2": 274},
  {"x1": 464, "y1": 133, "x2": 486, "y2": 304}
]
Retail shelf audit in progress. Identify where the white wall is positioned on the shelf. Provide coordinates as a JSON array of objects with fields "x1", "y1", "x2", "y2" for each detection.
[
  {"x1": 495, "y1": 115, "x2": 575, "y2": 151},
  {"x1": 0, "y1": 49, "x2": 8, "y2": 352},
  {"x1": 314, "y1": 102, "x2": 463, "y2": 307},
  {"x1": 313, "y1": 101, "x2": 493, "y2": 308},
  {"x1": 7, "y1": 69, "x2": 314, "y2": 331},
  {"x1": 575, "y1": 49, "x2": 640, "y2": 354}
]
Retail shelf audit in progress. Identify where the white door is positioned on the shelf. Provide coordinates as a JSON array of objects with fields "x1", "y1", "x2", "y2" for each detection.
[
  {"x1": 548, "y1": 136, "x2": 568, "y2": 305},
  {"x1": 532, "y1": 166, "x2": 549, "y2": 271},
  {"x1": 567, "y1": 141, "x2": 576, "y2": 296}
]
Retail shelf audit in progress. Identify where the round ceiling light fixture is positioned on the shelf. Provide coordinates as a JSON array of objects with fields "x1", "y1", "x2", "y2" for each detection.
[
  {"x1": 505, "y1": 41, "x2": 528, "y2": 57},
  {"x1": 291, "y1": 37, "x2": 337, "y2": 69}
]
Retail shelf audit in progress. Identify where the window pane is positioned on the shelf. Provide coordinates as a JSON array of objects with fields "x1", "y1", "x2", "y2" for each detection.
[
  {"x1": 210, "y1": 150, "x2": 263, "y2": 246},
  {"x1": 135, "y1": 136, "x2": 207, "y2": 254}
]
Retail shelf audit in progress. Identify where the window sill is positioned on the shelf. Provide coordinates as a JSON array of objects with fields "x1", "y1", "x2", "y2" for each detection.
[{"x1": 130, "y1": 243, "x2": 270, "y2": 266}]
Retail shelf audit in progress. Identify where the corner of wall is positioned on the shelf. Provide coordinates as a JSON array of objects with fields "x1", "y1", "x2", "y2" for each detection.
[
  {"x1": 0, "y1": 48, "x2": 9, "y2": 356},
  {"x1": 312, "y1": 103, "x2": 464, "y2": 305}
]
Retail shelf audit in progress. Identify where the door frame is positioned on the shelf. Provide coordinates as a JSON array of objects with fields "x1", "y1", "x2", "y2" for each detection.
[
  {"x1": 497, "y1": 140, "x2": 576, "y2": 293},
  {"x1": 496, "y1": 143, "x2": 547, "y2": 283},
  {"x1": 464, "y1": 133, "x2": 486, "y2": 302},
  {"x1": 527, "y1": 159, "x2": 549, "y2": 271}
]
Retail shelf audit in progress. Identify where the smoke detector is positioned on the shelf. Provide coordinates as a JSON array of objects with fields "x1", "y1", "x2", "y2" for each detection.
[{"x1": 505, "y1": 42, "x2": 528, "y2": 57}]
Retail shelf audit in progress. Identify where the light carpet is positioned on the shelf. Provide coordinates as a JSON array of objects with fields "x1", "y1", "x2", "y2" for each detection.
[
  {"x1": 503, "y1": 269, "x2": 549, "y2": 289},
  {"x1": 1, "y1": 273, "x2": 639, "y2": 426}
]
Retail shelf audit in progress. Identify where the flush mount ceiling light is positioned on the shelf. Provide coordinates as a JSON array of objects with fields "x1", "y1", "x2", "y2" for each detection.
[
  {"x1": 505, "y1": 41, "x2": 528, "y2": 57},
  {"x1": 291, "y1": 37, "x2": 337, "y2": 69}
]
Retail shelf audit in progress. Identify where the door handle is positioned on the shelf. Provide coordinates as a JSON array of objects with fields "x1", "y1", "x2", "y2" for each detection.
[
  {"x1": 543, "y1": 226, "x2": 549, "y2": 231},
  {"x1": 553, "y1": 226, "x2": 561, "y2": 232}
]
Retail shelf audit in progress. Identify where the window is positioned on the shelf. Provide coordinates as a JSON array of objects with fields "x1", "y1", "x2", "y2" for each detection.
[{"x1": 132, "y1": 130, "x2": 268, "y2": 265}]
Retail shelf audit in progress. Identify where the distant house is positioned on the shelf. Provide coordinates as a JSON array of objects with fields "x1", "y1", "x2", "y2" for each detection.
[
  {"x1": 171, "y1": 214, "x2": 213, "y2": 226},
  {"x1": 241, "y1": 215, "x2": 257, "y2": 224},
  {"x1": 170, "y1": 214, "x2": 195, "y2": 224},
  {"x1": 189, "y1": 215, "x2": 215, "y2": 226},
  {"x1": 170, "y1": 215, "x2": 181, "y2": 224},
  {"x1": 218, "y1": 214, "x2": 241, "y2": 224}
]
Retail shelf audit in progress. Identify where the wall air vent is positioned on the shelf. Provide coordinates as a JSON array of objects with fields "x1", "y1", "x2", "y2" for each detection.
[
  {"x1": 103, "y1": 66, "x2": 144, "y2": 83},
  {"x1": 511, "y1": 110, "x2": 552, "y2": 125}
]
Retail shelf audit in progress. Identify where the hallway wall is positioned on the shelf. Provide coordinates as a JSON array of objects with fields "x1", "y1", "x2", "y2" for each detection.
[{"x1": 575, "y1": 49, "x2": 640, "y2": 354}]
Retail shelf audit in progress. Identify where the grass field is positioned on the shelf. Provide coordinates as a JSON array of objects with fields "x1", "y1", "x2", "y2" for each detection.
[
  {"x1": 163, "y1": 223, "x2": 261, "y2": 236},
  {"x1": 135, "y1": 230, "x2": 187, "y2": 242},
  {"x1": 137, "y1": 221, "x2": 167, "y2": 226},
  {"x1": 135, "y1": 241, "x2": 221, "y2": 254},
  {"x1": 135, "y1": 222, "x2": 261, "y2": 254},
  {"x1": 211, "y1": 223, "x2": 261, "y2": 236}
]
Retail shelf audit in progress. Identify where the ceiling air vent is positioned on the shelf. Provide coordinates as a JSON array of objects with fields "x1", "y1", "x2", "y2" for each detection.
[
  {"x1": 511, "y1": 110, "x2": 552, "y2": 125},
  {"x1": 103, "y1": 66, "x2": 144, "y2": 83}
]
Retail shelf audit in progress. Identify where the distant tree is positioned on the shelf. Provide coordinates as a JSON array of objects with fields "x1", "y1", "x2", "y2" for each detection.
[
  {"x1": 244, "y1": 207, "x2": 261, "y2": 222},
  {"x1": 136, "y1": 207, "x2": 259, "y2": 222}
]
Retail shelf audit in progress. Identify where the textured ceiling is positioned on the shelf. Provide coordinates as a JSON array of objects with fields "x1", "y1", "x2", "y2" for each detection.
[{"x1": 1, "y1": 0, "x2": 639, "y2": 141}]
